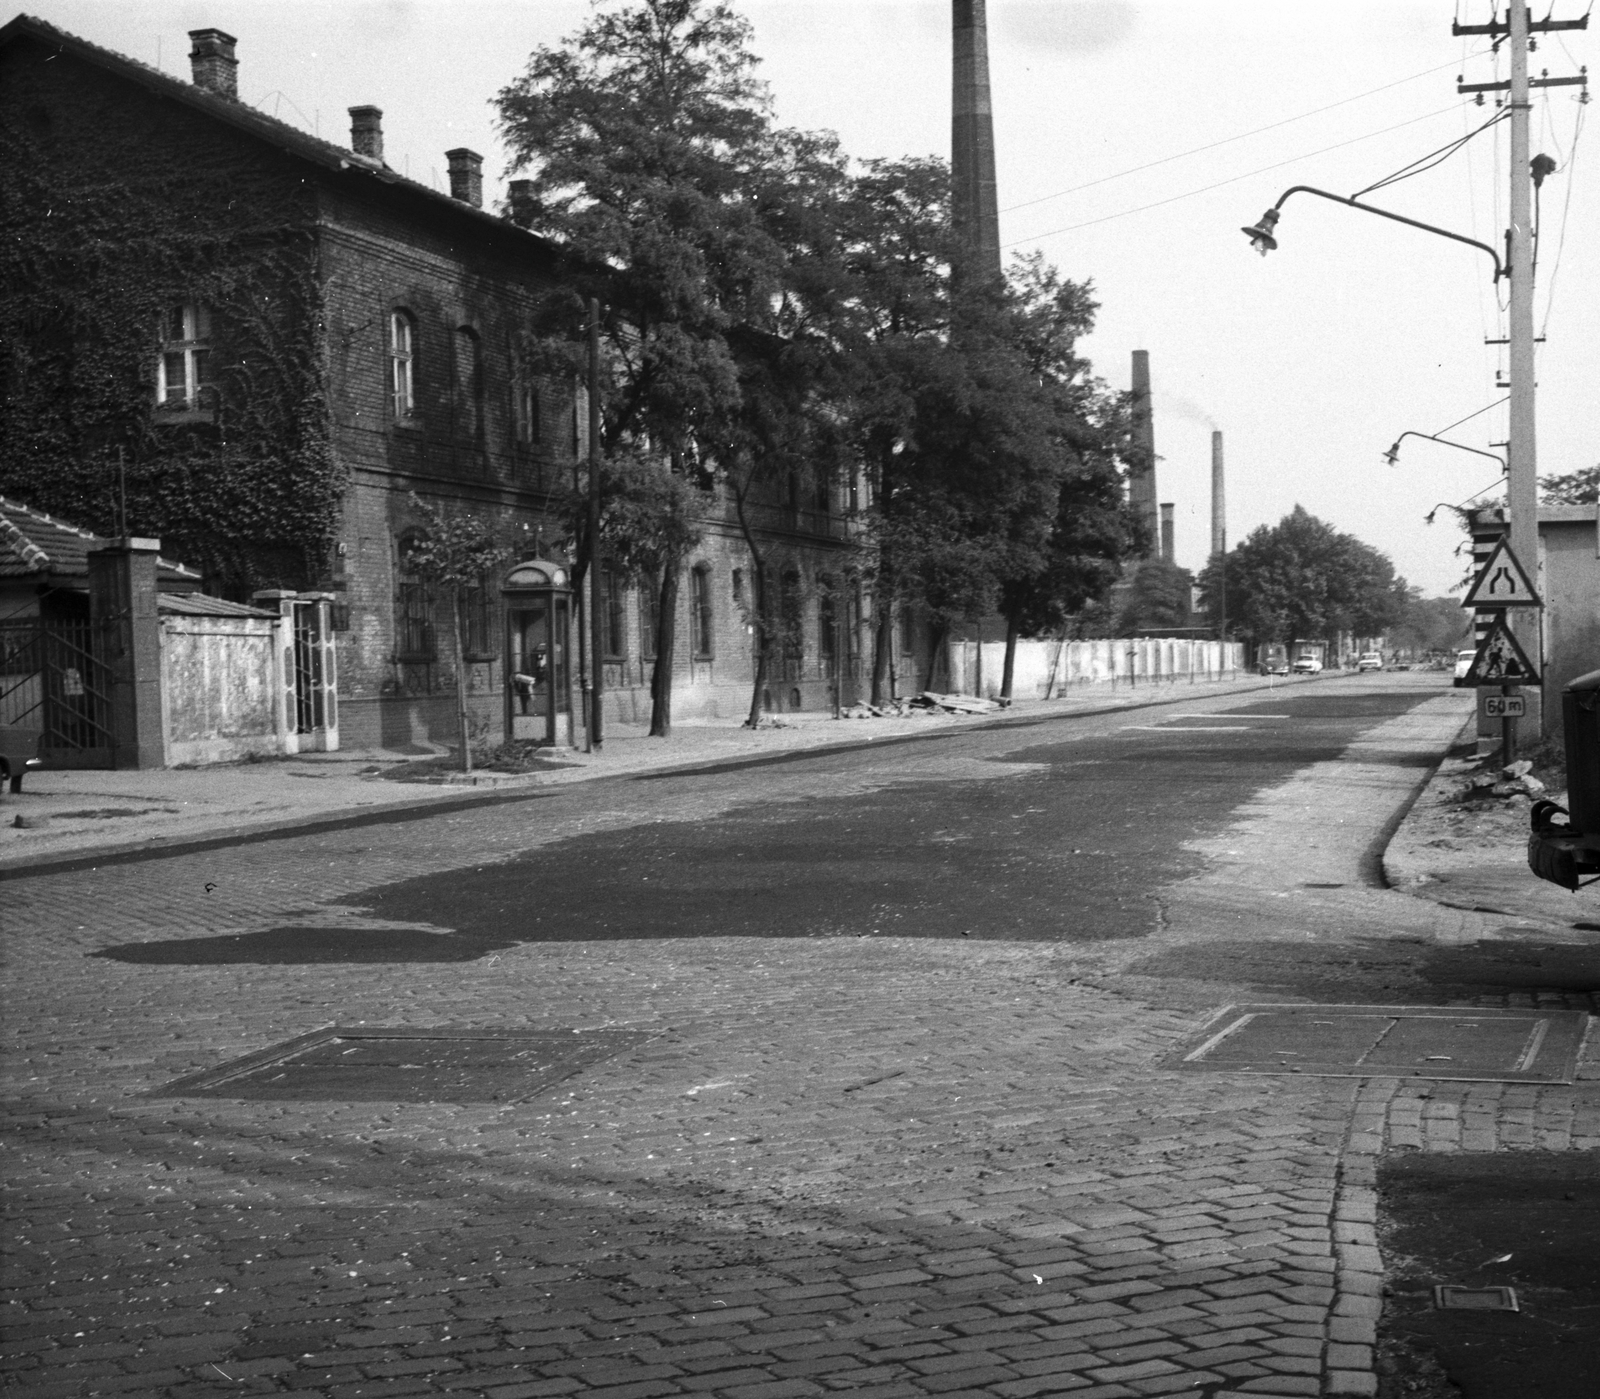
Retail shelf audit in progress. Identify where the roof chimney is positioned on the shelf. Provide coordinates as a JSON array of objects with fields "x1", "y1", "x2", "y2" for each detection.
[
  {"x1": 508, "y1": 178, "x2": 536, "y2": 226},
  {"x1": 446, "y1": 148, "x2": 483, "y2": 208},
  {"x1": 349, "y1": 106, "x2": 384, "y2": 161},
  {"x1": 188, "y1": 29, "x2": 238, "y2": 100},
  {"x1": 1160, "y1": 503, "x2": 1175, "y2": 565}
]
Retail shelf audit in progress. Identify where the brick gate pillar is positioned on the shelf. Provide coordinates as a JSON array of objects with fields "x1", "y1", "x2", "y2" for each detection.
[{"x1": 87, "y1": 537, "x2": 165, "y2": 769}]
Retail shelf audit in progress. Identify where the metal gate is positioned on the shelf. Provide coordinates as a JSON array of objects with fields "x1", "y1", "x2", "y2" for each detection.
[
  {"x1": 0, "y1": 618, "x2": 117, "y2": 767},
  {"x1": 291, "y1": 602, "x2": 325, "y2": 735}
]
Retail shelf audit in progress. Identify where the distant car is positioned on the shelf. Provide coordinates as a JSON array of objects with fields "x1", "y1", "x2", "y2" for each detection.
[
  {"x1": 1291, "y1": 656, "x2": 1323, "y2": 674},
  {"x1": 1357, "y1": 652, "x2": 1383, "y2": 672},
  {"x1": 1453, "y1": 649, "x2": 1478, "y2": 679}
]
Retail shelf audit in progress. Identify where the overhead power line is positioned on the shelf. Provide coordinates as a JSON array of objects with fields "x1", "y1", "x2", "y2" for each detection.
[
  {"x1": 1004, "y1": 103, "x2": 1463, "y2": 248},
  {"x1": 1000, "y1": 53, "x2": 1483, "y2": 217}
]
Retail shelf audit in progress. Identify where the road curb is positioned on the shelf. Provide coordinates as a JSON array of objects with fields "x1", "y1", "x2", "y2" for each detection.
[{"x1": 0, "y1": 672, "x2": 1324, "y2": 882}]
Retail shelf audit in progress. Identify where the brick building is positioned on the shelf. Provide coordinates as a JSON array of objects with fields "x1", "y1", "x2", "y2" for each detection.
[{"x1": 1, "y1": 14, "x2": 881, "y2": 753}]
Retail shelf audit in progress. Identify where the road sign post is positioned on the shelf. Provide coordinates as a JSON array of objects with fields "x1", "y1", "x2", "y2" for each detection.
[{"x1": 1461, "y1": 539, "x2": 1543, "y2": 761}]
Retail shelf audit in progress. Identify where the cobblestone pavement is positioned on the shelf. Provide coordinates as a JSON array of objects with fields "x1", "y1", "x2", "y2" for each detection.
[{"x1": 3, "y1": 676, "x2": 1595, "y2": 1399}]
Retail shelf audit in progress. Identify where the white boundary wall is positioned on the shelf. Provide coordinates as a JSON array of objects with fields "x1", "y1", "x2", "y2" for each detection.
[{"x1": 946, "y1": 637, "x2": 1246, "y2": 700}]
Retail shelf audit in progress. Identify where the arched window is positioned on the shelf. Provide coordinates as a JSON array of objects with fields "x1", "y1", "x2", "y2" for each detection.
[
  {"x1": 640, "y1": 574, "x2": 660, "y2": 661},
  {"x1": 601, "y1": 568, "x2": 625, "y2": 660},
  {"x1": 818, "y1": 578, "x2": 839, "y2": 679},
  {"x1": 389, "y1": 310, "x2": 416, "y2": 419},
  {"x1": 690, "y1": 565, "x2": 714, "y2": 659},
  {"x1": 776, "y1": 568, "x2": 801, "y2": 680},
  {"x1": 454, "y1": 325, "x2": 481, "y2": 438}
]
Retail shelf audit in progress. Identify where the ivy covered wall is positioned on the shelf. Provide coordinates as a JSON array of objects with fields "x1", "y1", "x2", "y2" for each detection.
[{"x1": 0, "y1": 37, "x2": 344, "y2": 596}]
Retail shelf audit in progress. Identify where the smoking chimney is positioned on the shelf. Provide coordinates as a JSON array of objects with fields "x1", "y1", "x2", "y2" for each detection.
[
  {"x1": 952, "y1": 1, "x2": 1001, "y2": 282},
  {"x1": 188, "y1": 29, "x2": 238, "y2": 99},
  {"x1": 1129, "y1": 351, "x2": 1160, "y2": 558},
  {"x1": 1211, "y1": 431, "x2": 1226, "y2": 559},
  {"x1": 349, "y1": 106, "x2": 384, "y2": 162},
  {"x1": 1160, "y1": 504, "x2": 1175, "y2": 564},
  {"x1": 446, "y1": 149, "x2": 483, "y2": 208}
]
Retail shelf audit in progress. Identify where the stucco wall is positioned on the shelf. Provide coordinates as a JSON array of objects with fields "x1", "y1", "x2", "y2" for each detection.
[
  {"x1": 1542, "y1": 509, "x2": 1600, "y2": 738},
  {"x1": 160, "y1": 616, "x2": 283, "y2": 765},
  {"x1": 946, "y1": 637, "x2": 1245, "y2": 700}
]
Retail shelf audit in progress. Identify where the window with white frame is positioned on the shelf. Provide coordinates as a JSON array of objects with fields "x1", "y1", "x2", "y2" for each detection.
[
  {"x1": 389, "y1": 310, "x2": 416, "y2": 419},
  {"x1": 156, "y1": 302, "x2": 213, "y2": 410}
]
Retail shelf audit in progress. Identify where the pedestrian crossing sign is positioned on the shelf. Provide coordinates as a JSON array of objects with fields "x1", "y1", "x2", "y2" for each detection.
[
  {"x1": 1462, "y1": 538, "x2": 1542, "y2": 609},
  {"x1": 1460, "y1": 614, "x2": 1541, "y2": 687}
]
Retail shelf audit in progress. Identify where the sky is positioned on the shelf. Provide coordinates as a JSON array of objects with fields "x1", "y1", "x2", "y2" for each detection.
[{"x1": 22, "y1": 0, "x2": 1597, "y2": 597}]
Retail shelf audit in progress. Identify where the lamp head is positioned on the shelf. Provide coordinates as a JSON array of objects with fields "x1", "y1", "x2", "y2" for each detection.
[
  {"x1": 1241, "y1": 207, "x2": 1280, "y2": 256},
  {"x1": 1383, "y1": 442, "x2": 1401, "y2": 466}
]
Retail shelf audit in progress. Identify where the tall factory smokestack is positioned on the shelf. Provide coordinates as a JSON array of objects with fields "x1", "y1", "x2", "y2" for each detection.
[
  {"x1": 952, "y1": 1, "x2": 1001, "y2": 282},
  {"x1": 1211, "y1": 431, "x2": 1226, "y2": 559},
  {"x1": 1160, "y1": 504, "x2": 1175, "y2": 564},
  {"x1": 1129, "y1": 351, "x2": 1159, "y2": 558}
]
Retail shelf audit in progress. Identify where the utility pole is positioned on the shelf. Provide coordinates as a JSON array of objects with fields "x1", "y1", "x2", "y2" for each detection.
[
  {"x1": 1454, "y1": 2, "x2": 1589, "y2": 738},
  {"x1": 587, "y1": 297, "x2": 604, "y2": 751},
  {"x1": 1504, "y1": 0, "x2": 1540, "y2": 738}
]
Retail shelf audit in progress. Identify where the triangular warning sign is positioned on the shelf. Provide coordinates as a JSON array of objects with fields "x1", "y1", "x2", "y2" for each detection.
[
  {"x1": 1462, "y1": 614, "x2": 1541, "y2": 687},
  {"x1": 1462, "y1": 538, "x2": 1542, "y2": 609}
]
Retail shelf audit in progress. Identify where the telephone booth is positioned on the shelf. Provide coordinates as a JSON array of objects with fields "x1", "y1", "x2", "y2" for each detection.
[{"x1": 501, "y1": 559, "x2": 573, "y2": 746}]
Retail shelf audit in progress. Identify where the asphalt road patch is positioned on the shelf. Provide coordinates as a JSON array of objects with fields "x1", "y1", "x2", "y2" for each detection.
[
  {"x1": 1378, "y1": 1149, "x2": 1600, "y2": 1399},
  {"x1": 343, "y1": 689, "x2": 1439, "y2": 945},
  {"x1": 91, "y1": 925, "x2": 517, "y2": 964},
  {"x1": 1170, "y1": 1005, "x2": 1588, "y2": 1083},
  {"x1": 154, "y1": 1026, "x2": 656, "y2": 1103}
]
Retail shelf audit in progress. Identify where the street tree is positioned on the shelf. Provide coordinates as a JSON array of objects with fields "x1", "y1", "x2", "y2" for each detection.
[
  {"x1": 551, "y1": 450, "x2": 707, "y2": 736},
  {"x1": 1117, "y1": 559, "x2": 1195, "y2": 634},
  {"x1": 835, "y1": 161, "x2": 1134, "y2": 699},
  {"x1": 403, "y1": 496, "x2": 510, "y2": 774},
  {"x1": 1197, "y1": 505, "x2": 1407, "y2": 648},
  {"x1": 496, "y1": 0, "x2": 794, "y2": 734}
]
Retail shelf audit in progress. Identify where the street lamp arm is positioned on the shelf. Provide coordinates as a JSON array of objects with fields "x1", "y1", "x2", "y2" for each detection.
[
  {"x1": 1383, "y1": 431, "x2": 1507, "y2": 472},
  {"x1": 1246, "y1": 185, "x2": 1506, "y2": 281}
]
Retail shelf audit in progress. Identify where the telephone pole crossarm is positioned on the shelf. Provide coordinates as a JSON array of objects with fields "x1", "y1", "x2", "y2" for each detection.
[
  {"x1": 1459, "y1": 71, "x2": 1588, "y2": 94},
  {"x1": 1453, "y1": 13, "x2": 1589, "y2": 35}
]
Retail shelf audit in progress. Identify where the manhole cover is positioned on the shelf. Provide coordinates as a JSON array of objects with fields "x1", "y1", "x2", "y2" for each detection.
[
  {"x1": 1434, "y1": 1285, "x2": 1519, "y2": 1312},
  {"x1": 1167, "y1": 1004, "x2": 1589, "y2": 1083},
  {"x1": 154, "y1": 1026, "x2": 657, "y2": 1103}
]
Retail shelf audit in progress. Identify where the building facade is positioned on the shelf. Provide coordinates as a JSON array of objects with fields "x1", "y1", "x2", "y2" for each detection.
[{"x1": 0, "y1": 15, "x2": 901, "y2": 752}]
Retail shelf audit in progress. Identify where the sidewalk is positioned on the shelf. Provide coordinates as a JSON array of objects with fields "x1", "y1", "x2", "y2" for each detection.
[
  {"x1": 1383, "y1": 731, "x2": 1598, "y2": 933},
  {"x1": 0, "y1": 670, "x2": 1315, "y2": 874}
]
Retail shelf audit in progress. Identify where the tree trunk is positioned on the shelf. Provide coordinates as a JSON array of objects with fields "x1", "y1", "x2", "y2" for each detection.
[
  {"x1": 729, "y1": 473, "x2": 770, "y2": 729},
  {"x1": 925, "y1": 620, "x2": 948, "y2": 692},
  {"x1": 451, "y1": 589, "x2": 472, "y2": 774},
  {"x1": 1000, "y1": 618, "x2": 1019, "y2": 701},
  {"x1": 744, "y1": 564, "x2": 770, "y2": 729},
  {"x1": 650, "y1": 557, "x2": 680, "y2": 738},
  {"x1": 870, "y1": 603, "x2": 892, "y2": 705}
]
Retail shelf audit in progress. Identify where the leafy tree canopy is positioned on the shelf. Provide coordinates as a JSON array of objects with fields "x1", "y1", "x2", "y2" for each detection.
[
  {"x1": 1541, "y1": 464, "x2": 1599, "y2": 505},
  {"x1": 1118, "y1": 559, "x2": 1195, "y2": 634},
  {"x1": 1197, "y1": 505, "x2": 1407, "y2": 644}
]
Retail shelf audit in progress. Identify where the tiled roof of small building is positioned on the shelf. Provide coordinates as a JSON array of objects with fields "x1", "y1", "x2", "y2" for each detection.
[
  {"x1": 0, "y1": 495, "x2": 203, "y2": 585},
  {"x1": 157, "y1": 592, "x2": 276, "y2": 618}
]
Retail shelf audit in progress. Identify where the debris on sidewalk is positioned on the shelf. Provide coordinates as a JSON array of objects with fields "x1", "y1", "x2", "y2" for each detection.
[
  {"x1": 1458, "y1": 757, "x2": 1548, "y2": 803},
  {"x1": 841, "y1": 691, "x2": 1008, "y2": 719}
]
